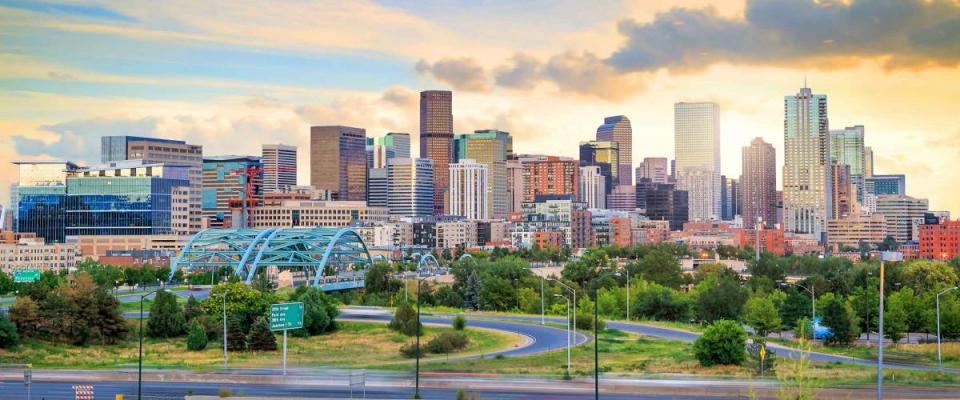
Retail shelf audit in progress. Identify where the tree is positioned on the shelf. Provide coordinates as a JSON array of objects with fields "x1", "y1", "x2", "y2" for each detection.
[
  {"x1": 8, "y1": 296, "x2": 41, "y2": 338},
  {"x1": 297, "y1": 287, "x2": 338, "y2": 335},
  {"x1": 463, "y1": 271, "x2": 481, "y2": 311},
  {"x1": 693, "y1": 320, "x2": 747, "y2": 366},
  {"x1": 694, "y1": 274, "x2": 747, "y2": 323},
  {"x1": 364, "y1": 262, "x2": 398, "y2": 295},
  {"x1": 246, "y1": 317, "x2": 278, "y2": 351},
  {"x1": 186, "y1": 319, "x2": 208, "y2": 351},
  {"x1": 820, "y1": 296, "x2": 858, "y2": 346},
  {"x1": 883, "y1": 290, "x2": 910, "y2": 345},
  {"x1": 435, "y1": 286, "x2": 464, "y2": 308},
  {"x1": 203, "y1": 282, "x2": 276, "y2": 328},
  {"x1": 0, "y1": 313, "x2": 19, "y2": 349},
  {"x1": 633, "y1": 249, "x2": 684, "y2": 289},
  {"x1": 0, "y1": 272, "x2": 14, "y2": 295},
  {"x1": 146, "y1": 289, "x2": 186, "y2": 338},
  {"x1": 452, "y1": 315, "x2": 467, "y2": 331},
  {"x1": 743, "y1": 295, "x2": 782, "y2": 338},
  {"x1": 901, "y1": 261, "x2": 958, "y2": 293},
  {"x1": 226, "y1": 314, "x2": 247, "y2": 351},
  {"x1": 184, "y1": 295, "x2": 203, "y2": 323},
  {"x1": 251, "y1": 272, "x2": 276, "y2": 293},
  {"x1": 878, "y1": 235, "x2": 899, "y2": 252},
  {"x1": 634, "y1": 283, "x2": 691, "y2": 322},
  {"x1": 389, "y1": 302, "x2": 421, "y2": 336}
]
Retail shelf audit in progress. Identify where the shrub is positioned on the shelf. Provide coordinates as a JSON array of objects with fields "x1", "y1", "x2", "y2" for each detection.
[
  {"x1": 0, "y1": 313, "x2": 20, "y2": 349},
  {"x1": 693, "y1": 320, "x2": 747, "y2": 366},
  {"x1": 186, "y1": 319, "x2": 208, "y2": 351},
  {"x1": 218, "y1": 387, "x2": 232, "y2": 397},
  {"x1": 426, "y1": 331, "x2": 469, "y2": 354},
  {"x1": 399, "y1": 342, "x2": 423, "y2": 358},
  {"x1": 389, "y1": 302, "x2": 421, "y2": 336},
  {"x1": 452, "y1": 315, "x2": 467, "y2": 331},
  {"x1": 246, "y1": 317, "x2": 278, "y2": 351}
]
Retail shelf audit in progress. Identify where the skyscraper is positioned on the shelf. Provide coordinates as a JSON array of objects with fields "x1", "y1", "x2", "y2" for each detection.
[
  {"x1": 831, "y1": 163, "x2": 854, "y2": 219},
  {"x1": 420, "y1": 90, "x2": 453, "y2": 215},
  {"x1": 579, "y1": 165, "x2": 606, "y2": 209},
  {"x1": 636, "y1": 157, "x2": 669, "y2": 184},
  {"x1": 595, "y1": 115, "x2": 632, "y2": 186},
  {"x1": 506, "y1": 160, "x2": 525, "y2": 214},
  {"x1": 310, "y1": 125, "x2": 367, "y2": 201},
  {"x1": 864, "y1": 146, "x2": 874, "y2": 178},
  {"x1": 13, "y1": 161, "x2": 79, "y2": 243},
  {"x1": 783, "y1": 86, "x2": 831, "y2": 239},
  {"x1": 579, "y1": 140, "x2": 619, "y2": 192},
  {"x1": 384, "y1": 132, "x2": 411, "y2": 159},
  {"x1": 674, "y1": 102, "x2": 721, "y2": 222},
  {"x1": 448, "y1": 159, "x2": 489, "y2": 220},
  {"x1": 741, "y1": 137, "x2": 777, "y2": 229},
  {"x1": 876, "y1": 195, "x2": 928, "y2": 243},
  {"x1": 454, "y1": 129, "x2": 511, "y2": 218},
  {"x1": 387, "y1": 158, "x2": 434, "y2": 218},
  {"x1": 262, "y1": 144, "x2": 297, "y2": 193},
  {"x1": 830, "y1": 125, "x2": 865, "y2": 201},
  {"x1": 367, "y1": 168, "x2": 388, "y2": 208},
  {"x1": 518, "y1": 155, "x2": 579, "y2": 202},
  {"x1": 866, "y1": 174, "x2": 905, "y2": 196},
  {"x1": 202, "y1": 156, "x2": 263, "y2": 228},
  {"x1": 720, "y1": 176, "x2": 739, "y2": 221}
]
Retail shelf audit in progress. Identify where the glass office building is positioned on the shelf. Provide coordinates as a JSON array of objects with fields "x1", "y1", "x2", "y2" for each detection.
[
  {"x1": 66, "y1": 170, "x2": 188, "y2": 236},
  {"x1": 15, "y1": 161, "x2": 79, "y2": 243}
]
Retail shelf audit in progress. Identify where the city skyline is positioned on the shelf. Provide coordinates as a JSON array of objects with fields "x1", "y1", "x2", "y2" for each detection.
[{"x1": 2, "y1": 1, "x2": 960, "y2": 215}]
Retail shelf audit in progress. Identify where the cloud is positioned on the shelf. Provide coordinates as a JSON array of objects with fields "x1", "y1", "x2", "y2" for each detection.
[
  {"x1": 494, "y1": 53, "x2": 543, "y2": 89},
  {"x1": 542, "y1": 51, "x2": 645, "y2": 100},
  {"x1": 380, "y1": 85, "x2": 418, "y2": 108},
  {"x1": 415, "y1": 58, "x2": 489, "y2": 91},
  {"x1": 47, "y1": 71, "x2": 76, "y2": 80},
  {"x1": 608, "y1": 0, "x2": 960, "y2": 72},
  {"x1": 13, "y1": 117, "x2": 161, "y2": 163}
]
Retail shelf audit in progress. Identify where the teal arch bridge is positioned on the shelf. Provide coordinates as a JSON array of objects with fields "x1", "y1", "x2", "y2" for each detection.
[{"x1": 169, "y1": 228, "x2": 373, "y2": 291}]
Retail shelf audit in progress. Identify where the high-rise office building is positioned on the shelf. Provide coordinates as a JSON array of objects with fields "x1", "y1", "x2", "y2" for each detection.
[
  {"x1": 262, "y1": 144, "x2": 297, "y2": 194},
  {"x1": 741, "y1": 137, "x2": 777, "y2": 229},
  {"x1": 384, "y1": 132, "x2": 411, "y2": 159},
  {"x1": 310, "y1": 125, "x2": 367, "y2": 201},
  {"x1": 596, "y1": 116, "x2": 633, "y2": 186},
  {"x1": 419, "y1": 90, "x2": 454, "y2": 215},
  {"x1": 101, "y1": 135, "x2": 203, "y2": 234},
  {"x1": 642, "y1": 183, "x2": 689, "y2": 231},
  {"x1": 876, "y1": 195, "x2": 928, "y2": 243},
  {"x1": 830, "y1": 125, "x2": 865, "y2": 201},
  {"x1": 66, "y1": 161, "x2": 190, "y2": 236},
  {"x1": 636, "y1": 157, "x2": 669, "y2": 184},
  {"x1": 13, "y1": 161, "x2": 79, "y2": 243},
  {"x1": 9, "y1": 183, "x2": 18, "y2": 233},
  {"x1": 518, "y1": 155, "x2": 579, "y2": 202},
  {"x1": 448, "y1": 159, "x2": 489, "y2": 220},
  {"x1": 202, "y1": 156, "x2": 263, "y2": 228},
  {"x1": 506, "y1": 160, "x2": 525, "y2": 214},
  {"x1": 831, "y1": 163, "x2": 854, "y2": 219},
  {"x1": 367, "y1": 168, "x2": 388, "y2": 208},
  {"x1": 367, "y1": 133, "x2": 411, "y2": 169},
  {"x1": 387, "y1": 158, "x2": 434, "y2": 218},
  {"x1": 674, "y1": 102, "x2": 721, "y2": 222},
  {"x1": 607, "y1": 185, "x2": 637, "y2": 211},
  {"x1": 864, "y1": 146, "x2": 874, "y2": 178},
  {"x1": 579, "y1": 165, "x2": 606, "y2": 209},
  {"x1": 720, "y1": 176, "x2": 739, "y2": 221},
  {"x1": 579, "y1": 140, "x2": 619, "y2": 192},
  {"x1": 454, "y1": 129, "x2": 511, "y2": 218},
  {"x1": 783, "y1": 86, "x2": 832, "y2": 239},
  {"x1": 865, "y1": 174, "x2": 905, "y2": 196}
]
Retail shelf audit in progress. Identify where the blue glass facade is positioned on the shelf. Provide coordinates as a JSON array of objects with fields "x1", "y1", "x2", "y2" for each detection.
[
  {"x1": 65, "y1": 175, "x2": 186, "y2": 236},
  {"x1": 18, "y1": 186, "x2": 68, "y2": 243}
]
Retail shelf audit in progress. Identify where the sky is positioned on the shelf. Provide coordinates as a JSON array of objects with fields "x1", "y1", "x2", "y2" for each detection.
[{"x1": 2, "y1": 0, "x2": 960, "y2": 214}]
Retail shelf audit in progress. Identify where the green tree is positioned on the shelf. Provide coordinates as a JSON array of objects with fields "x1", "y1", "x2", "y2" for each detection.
[
  {"x1": 203, "y1": 282, "x2": 276, "y2": 328},
  {"x1": 146, "y1": 289, "x2": 186, "y2": 338},
  {"x1": 364, "y1": 262, "x2": 399, "y2": 295},
  {"x1": 463, "y1": 271, "x2": 481, "y2": 311},
  {"x1": 452, "y1": 314, "x2": 466, "y2": 331},
  {"x1": 884, "y1": 290, "x2": 910, "y2": 345},
  {"x1": 821, "y1": 296, "x2": 858, "y2": 346},
  {"x1": 184, "y1": 295, "x2": 203, "y2": 323},
  {"x1": 8, "y1": 296, "x2": 41, "y2": 338},
  {"x1": 0, "y1": 272, "x2": 15, "y2": 295},
  {"x1": 186, "y1": 318, "x2": 208, "y2": 351},
  {"x1": 226, "y1": 314, "x2": 247, "y2": 351},
  {"x1": 0, "y1": 312, "x2": 19, "y2": 349},
  {"x1": 633, "y1": 249, "x2": 684, "y2": 289},
  {"x1": 435, "y1": 286, "x2": 464, "y2": 308},
  {"x1": 693, "y1": 320, "x2": 747, "y2": 366},
  {"x1": 296, "y1": 287, "x2": 338, "y2": 335},
  {"x1": 743, "y1": 295, "x2": 782, "y2": 338},
  {"x1": 251, "y1": 272, "x2": 276, "y2": 293},
  {"x1": 878, "y1": 236, "x2": 899, "y2": 252},
  {"x1": 901, "y1": 261, "x2": 958, "y2": 293},
  {"x1": 389, "y1": 302, "x2": 421, "y2": 336},
  {"x1": 694, "y1": 274, "x2": 747, "y2": 323},
  {"x1": 634, "y1": 283, "x2": 691, "y2": 322},
  {"x1": 246, "y1": 316, "x2": 278, "y2": 351}
]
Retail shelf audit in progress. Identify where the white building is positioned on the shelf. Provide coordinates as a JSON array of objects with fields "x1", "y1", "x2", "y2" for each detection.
[
  {"x1": 248, "y1": 200, "x2": 390, "y2": 228},
  {"x1": 262, "y1": 144, "x2": 298, "y2": 194},
  {"x1": 875, "y1": 195, "x2": 928, "y2": 243},
  {"x1": 0, "y1": 237, "x2": 77, "y2": 273},
  {"x1": 436, "y1": 220, "x2": 478, "y2": 249},
  {"x1": 578, "y1": 165, "x2": 606, "y2": 209},
  {"x1": 783, "y1": 86, "x2": 832, "y2": 240},
  {"x1": 448, "y1": 159, "x2": 489, "y2": 220},
  {"x1": 674, "y1": 102, "x2": 721, "y2": 222}
]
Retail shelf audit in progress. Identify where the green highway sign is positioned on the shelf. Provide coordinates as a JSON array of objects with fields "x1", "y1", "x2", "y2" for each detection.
[
  {"x1": 13, "y1": 269, "x2": 41, "y2": 283},
  {"x1": 270, "y1": 302, "x2": 304, "y2": 331}
]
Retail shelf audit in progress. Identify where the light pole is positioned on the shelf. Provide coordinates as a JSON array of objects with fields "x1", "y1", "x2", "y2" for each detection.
[
  {"x1": 549, "y1": 278, "x2": 576, "y2": 334},
  {"x1": 555, "y1": 294, "x2": 571, "y2": 377},
  {"x1": 137, "y1": 289, "x2": 159, "y2": 400},
  {"x1": 936, "y1": 286, "x2": 958, "y2": 370},
  {"x1": 218, "y1": 291, "x2": 228, "y2": 369},
  {"x1": 625, "y1": 268, "x2": 631, "y2": 321},
  {"x1": 781, "y1": 281, "x2": 816, "y2": 331},
  {"x1": 878, "y1": 251, "x2": 902, "y2": 400},
  {"x1": 414, "y1": 276, "x2": 427, "y2": 399},
  {"x1": 591, "y1": 271, "x2": 620, "y2": 400}
]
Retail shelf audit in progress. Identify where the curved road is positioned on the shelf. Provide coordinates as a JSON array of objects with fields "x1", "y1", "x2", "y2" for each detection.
[{"x1": 339, "y1": 307, "x2": 589, "y2": 359}]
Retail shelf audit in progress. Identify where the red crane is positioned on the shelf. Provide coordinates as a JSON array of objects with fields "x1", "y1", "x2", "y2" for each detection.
[{"x1": 228, "y1": 166, "x2": 262, "y2": 228}]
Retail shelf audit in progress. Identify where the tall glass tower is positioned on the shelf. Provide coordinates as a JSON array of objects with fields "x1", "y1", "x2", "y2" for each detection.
[
  {"x1": 783, "y1": 86, "x2": 831, "y2": 239},
  {"x1": 674, "y1": 102, "x2": 721, "y2": 222},
  {"x1": 596, "y1": 115, "x2": 632, "y2": 186}
]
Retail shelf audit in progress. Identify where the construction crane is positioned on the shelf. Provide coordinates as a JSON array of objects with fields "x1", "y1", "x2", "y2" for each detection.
[{"x1": 228, "y1": 166, "x2": 262, "y2": 229}]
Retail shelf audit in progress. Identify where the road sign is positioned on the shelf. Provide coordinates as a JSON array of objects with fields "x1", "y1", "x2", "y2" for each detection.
[
  {"x1": 270, "y1": 302, "x2": 304, "y2": 331},
  {"x1": 759, "y1": 345, "x2": 766, "y2": 361},
  {"x1": 14, "y1": 269, "x2": 40, "y2": 283}
]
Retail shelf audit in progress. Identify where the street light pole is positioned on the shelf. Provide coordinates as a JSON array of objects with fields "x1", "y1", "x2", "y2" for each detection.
[
  {"x1": 936, "y1": 286, "x2": 959, "y2": 370},
  {"x1": 878, "y1": 260, "x2": 885, "y2": 400},
  {"x1": 555, "y1": 294, "x2": 571, "y2": 377},
  {"x1": 625, "y1": 268, "x2": 631, "y2": 321},
  {"x1": 550, "y1": 279, "x2": 576, "y2": 334},
  {"x1": 540, "y1": 274, "x2": 545, "y2": 325},
  {"x1": 593, "y1": 284, "x2": 599, "y2": 400},
  {"x1": 414, "y1": 276, "x2": 427, "y2": 399},
  {"x1": 221, "y1": 292, "x2": 228, "y2": 369},
  {"x1": 137, "y1": 289, "x2": 159, "y2": 400}
]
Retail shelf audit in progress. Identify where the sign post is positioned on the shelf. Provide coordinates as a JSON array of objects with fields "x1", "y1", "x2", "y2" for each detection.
[
  {"x1": 14, "y1": 269, "x2": 40, "y2": 283},
  {"x1": 270, "y1": 302, "x2": 304, "y2": 376},
  {"x1": 24, "y1": 368, "x2": 31, "y2": 400}
]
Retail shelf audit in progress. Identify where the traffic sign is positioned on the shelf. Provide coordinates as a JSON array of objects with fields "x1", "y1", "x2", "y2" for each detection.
[
  {"x1": 270, "y1": 302, "x2": 304, "y2": 331},
  {"x1": 13, "y1": 270, "x2": 40, "y2": 283}
]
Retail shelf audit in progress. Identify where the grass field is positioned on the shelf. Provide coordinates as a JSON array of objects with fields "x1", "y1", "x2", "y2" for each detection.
[
  {"x1": 413, "y1": 329, "x2": 960, "y2": 388},
  {"x1": 770, "y1": 338, "x2": 960, "y2": 368},
  {"x1": 0, "y1": 321, "x2": 520, "y2": 370},
  {"x1": 118, "y1": 295, "x2": 187, "y2": 313}
]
